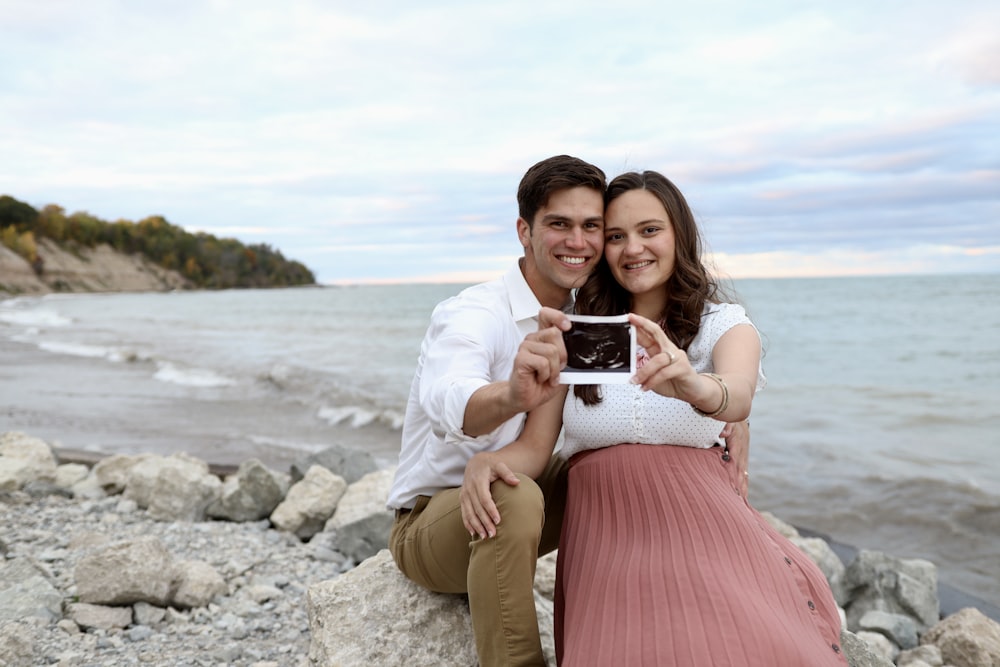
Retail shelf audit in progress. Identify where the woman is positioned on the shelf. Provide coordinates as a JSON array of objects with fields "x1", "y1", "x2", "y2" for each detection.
[{"x1": 462, "y1": 170, "x2": 846, "y2": 665}]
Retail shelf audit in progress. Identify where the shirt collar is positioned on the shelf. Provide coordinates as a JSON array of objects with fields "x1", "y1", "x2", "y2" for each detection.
[{"x1": 503, "y1": 260, "x2": 541, "y2": 327}]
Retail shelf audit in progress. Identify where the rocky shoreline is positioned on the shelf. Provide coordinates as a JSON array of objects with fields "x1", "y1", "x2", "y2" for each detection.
[{"x1": 2, "y1": 430, "x2": 999, "y2": 667}]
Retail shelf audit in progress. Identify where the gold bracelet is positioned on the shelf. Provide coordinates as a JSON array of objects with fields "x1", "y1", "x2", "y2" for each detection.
[{"x1": 692, "y1": 372, "x2": 729, "y2": 418}]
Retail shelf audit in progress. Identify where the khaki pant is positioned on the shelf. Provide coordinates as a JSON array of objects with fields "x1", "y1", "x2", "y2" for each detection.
[{"x1": 389, "y1": 455, "x2": 568, "y2": 667}]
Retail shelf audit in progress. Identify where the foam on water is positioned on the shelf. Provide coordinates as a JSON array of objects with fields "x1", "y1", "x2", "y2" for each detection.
[
  {"x1": 153, "y1": 361, "x2": 236, "y2": 388},
  {"x1": 0, "y1": 305, "x2": 72, "y2": 328},
  {"x1": 38, "y1": 340, "x2": 126, "y2": 361}
]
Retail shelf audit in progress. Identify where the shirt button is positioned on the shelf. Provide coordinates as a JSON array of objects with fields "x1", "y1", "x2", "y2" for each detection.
[
  {"x1": 784, "y1": 557, "x2": 792, "y2": 565},
  {"x1": 832, "y1": 644, "x2": 840, "y2": 653},
  {"x1": 807, "y1": 600, "x2": 816, "y2": 610}
]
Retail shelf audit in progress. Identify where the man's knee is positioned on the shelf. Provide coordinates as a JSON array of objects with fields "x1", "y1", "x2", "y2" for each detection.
[{"x1": 491, "y1": 474, "x2": 545, "y2": 541}]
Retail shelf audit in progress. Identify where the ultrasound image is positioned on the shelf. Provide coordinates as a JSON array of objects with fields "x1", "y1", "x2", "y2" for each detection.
[{"x1": 563, "y1": 322, "x2": 631, "y2": 371}]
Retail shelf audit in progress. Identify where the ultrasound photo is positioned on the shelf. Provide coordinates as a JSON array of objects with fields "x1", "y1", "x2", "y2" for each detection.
[{"x1": 560, "y1": 315, "x2": 636, "y2": 384}]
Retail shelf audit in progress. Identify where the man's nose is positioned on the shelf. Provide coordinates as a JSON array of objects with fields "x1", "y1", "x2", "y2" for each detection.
[{"x1": 566, "y1": 227, "x2": 586, "y2": 248}]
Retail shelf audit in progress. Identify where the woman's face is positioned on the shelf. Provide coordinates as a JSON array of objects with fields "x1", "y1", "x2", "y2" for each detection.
[{"x1": 603, "y1": 188, "x2": 676, "y2": 299}]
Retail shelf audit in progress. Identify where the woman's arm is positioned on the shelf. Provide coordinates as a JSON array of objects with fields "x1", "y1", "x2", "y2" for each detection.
[
  {"x1": 630, "y1": 314, "x2": 760, "y2": 423},
  {"x1": 460, "y1": 385, "x2": 568, "y2": 539}
]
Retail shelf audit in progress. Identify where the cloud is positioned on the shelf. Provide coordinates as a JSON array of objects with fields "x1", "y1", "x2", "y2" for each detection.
[{"x1": 0, "y1": 0, "x2": 998, "y2": 284}]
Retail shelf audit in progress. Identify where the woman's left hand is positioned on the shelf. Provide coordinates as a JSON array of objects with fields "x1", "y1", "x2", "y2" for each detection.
[{"x1": 629, "y1": 313, "x2": 700, "y2": 399}]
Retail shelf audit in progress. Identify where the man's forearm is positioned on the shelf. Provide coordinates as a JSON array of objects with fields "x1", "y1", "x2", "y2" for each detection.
[{"x1": 462, "y1": 382, "x2": 519, "y2": 437}]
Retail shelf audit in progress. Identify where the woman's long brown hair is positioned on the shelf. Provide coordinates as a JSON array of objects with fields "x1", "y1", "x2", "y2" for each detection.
[{"x1": 573, "y1": 171, "x2": 721, "y2": 405}]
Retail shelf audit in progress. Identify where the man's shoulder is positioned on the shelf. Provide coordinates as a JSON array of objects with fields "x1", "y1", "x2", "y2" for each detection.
[{"x1": 433, "y1": 274, "x2": 509, "y2": 316}]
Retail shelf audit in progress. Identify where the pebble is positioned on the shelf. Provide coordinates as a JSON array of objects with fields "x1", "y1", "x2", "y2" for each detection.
[{"x1": 1, "y1": 489, "x2": 351, "y2": 666}]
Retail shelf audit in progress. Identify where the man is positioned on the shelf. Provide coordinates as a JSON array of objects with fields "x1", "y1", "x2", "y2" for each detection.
[{"x1": 387, "y1": 155, "x2": 749, "y2": 666}]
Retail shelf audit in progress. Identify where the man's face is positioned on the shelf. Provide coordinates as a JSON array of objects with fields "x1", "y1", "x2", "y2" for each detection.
[{"x1": 518, "y1": 186, "x2": 605, "y2": 308}]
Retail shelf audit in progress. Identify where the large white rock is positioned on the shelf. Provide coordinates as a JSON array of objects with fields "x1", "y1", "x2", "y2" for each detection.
[
  {"x1": 306, "y1": 550, "x2": 476, "y2": 666},
  {"x1": 270, "y1": 465, "x2": 346, "y2": 540},
  {"x1": 121, "y1": 452, "x2": 221, "y2": 521},
  {"x1": 207, "y1": 458, "x2": 289, "y2": 522},
  {"x1": 74, "y1": 536, "x2": 176, "y2": 606},
  {"x1": 93, "y1": 453, "x2": 155, "y2": 494},
  {"x1": 920, "y1": 607, "x2": 1000, "y2": 667},
  {"x1": 325, "y1": 467, "x2": 395, "y2": 531},
  {"x1": 171, "y1": 560, "x2": 228, "y2": 609},
  {"x1": 0, "y1": 431, "x2": 57, "y2": 490},
  {"x1": 307, "y1": 549, "x2": 559, "y2": 666}
]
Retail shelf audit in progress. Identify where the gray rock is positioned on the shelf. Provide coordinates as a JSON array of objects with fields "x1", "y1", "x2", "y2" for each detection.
[
  {"x1": 843, "y1": 549, "x2": 940, "y2": 632},
  {"x1": 147, "y1": 458, "x2": 223, "y2": 522},
  {"x1": 207, "y1": 458, "x2": 289, "y2": 522},
  {"x1": 306, "y1": 549, "x2": 557, "y2": 666},
  {"x1": 290, "y1": 443, "x2": 378, "y2": 485},
  {"x1": 171, "y1": 559, "x2": 228, "y2": 608},
  {"x1": 897, "y1": 643, "x2": 944, "y2": 667},
  {"x1": 70, "y1": 472, "x2": 107, "y2": 499},
  {"x1": 67, "y1": 602, "x2": 133, "y2": 630},
  {"x1": 324, "y1": 467, "x2": 395, "y2": 531},
  {"x1": 74, "y1": 536, "x2": 176, "y2": 606},
  {"x1": 859, "y1": 609, "x2": 919, "y2": 649},
  {"x1": 856, "y1": 630, "x2": 900, "y2": 663},
  {"x1": 327, "y1": 512, "x2": 394, "y2": 563},
  {"x1": 920, "y1": 606, "x2": 1000, "y2": 667},
  {"x1": 0, "y1": 620, "x2": 37, "y2": 666},
  {"x1": 54, "y1": 463, "x2": 90, "y2": 489},
  {"x1": 840, "y1": 629, "x2": 895, "y2": 667},
  {"x1": 123, "y1": 453, "x2": 221, "y2": 521},
  {"x1": 93, "y1": 453, "x2": 154, "y2": 494},
  {"x1": 133, "y1": 601, "x2": 166, "y2": 627},
  {"x1": 0, "y1": 431, "x2": 58, "y2": 491},
  {"x1": 306, "y1": 549, "x2": 477, "y2": 666},
  {"x1": 534, "y1": 551, "x2": 558, "y2": 601},
  {"x1": 0, "y1": 557, "x2": 63, "y2": 622},
  {"x1": 270, "y1": 465, "x2": 346, "y2": 540}
]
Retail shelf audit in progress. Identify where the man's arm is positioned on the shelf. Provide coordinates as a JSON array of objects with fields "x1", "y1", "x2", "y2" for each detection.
[
  {"x1": 462, "y1": 307, "x2": 571, "y2": 437},
  {"x1": 720, "y1": 420, "x2": 750, "y2": 498},
  {"x1": 460, "y1": 386, "x2": 568, "y2": 539}
]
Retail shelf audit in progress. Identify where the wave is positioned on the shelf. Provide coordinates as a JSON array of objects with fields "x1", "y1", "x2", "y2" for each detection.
[
  {"x1": 34, "y1": 340, "x2": 144, "y2": 363},
  {"x1": 317, "y1": 405, "x2": 404, "y2": 430},
  {"x1": 0, "y1": 306, "x2": 72, "y2": 328},
  {"x1": 153, "y1": 361, "x2": 236, "y2": 388}
]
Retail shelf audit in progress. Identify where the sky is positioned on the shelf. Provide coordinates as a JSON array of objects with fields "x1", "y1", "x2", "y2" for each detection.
[{"x1": 2, "y1": 1, "x2": 999, "y2": 285}]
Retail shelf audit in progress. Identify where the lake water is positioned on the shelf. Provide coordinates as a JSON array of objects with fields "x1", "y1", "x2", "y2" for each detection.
[{"x1": 2, "y1": 273, "x2": 998, "y2": 606}]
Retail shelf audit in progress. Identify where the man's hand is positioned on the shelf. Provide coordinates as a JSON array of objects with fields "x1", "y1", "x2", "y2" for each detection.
[
  {"x1": 720, "y1": 420, "x2": 750, "y2": 498},
  {"x1": 507, "y1": 307, "x2": 571, "y2": 413},
  {"x1": 460, "y1": 452, "x2": 521, "y2": 539}
]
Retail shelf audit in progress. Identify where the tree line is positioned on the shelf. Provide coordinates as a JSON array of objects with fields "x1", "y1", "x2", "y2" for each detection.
[{"x1": 0, "y1": 195, "x2": 315, "y2": 289}]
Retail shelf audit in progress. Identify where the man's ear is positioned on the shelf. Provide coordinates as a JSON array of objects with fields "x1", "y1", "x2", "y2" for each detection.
[{"x1": 516, "y1": 217, "x2": 531, "y2": 248}]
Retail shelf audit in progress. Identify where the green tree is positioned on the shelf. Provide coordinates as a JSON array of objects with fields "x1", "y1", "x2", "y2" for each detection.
[{"x1": 0, "y1": 195, "x2": 39, "y2": 232}]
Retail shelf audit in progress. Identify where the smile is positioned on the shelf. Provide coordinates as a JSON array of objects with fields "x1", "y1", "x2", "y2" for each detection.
[
  {"x1": 559, "y1": 256, "x2": 589, "y2": 265},
  {"x1": 624, "y1": 260, "x2": 653, "y2": 270}
]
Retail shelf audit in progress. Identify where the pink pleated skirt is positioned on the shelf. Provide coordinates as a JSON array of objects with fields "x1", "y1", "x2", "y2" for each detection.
[{"x1": 554, "y1": 444, "x2": 848, "y2": 666}]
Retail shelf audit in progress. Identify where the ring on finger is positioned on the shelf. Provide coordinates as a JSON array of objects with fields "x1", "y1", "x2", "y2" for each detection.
[{"x1": 666, "y1": 351, "x2": 677, "y2": 365}]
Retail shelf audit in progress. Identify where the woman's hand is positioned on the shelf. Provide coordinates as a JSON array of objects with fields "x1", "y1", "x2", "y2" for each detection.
[{"x1": 628, "y1": 313, "x2": 701, "y2": 400}]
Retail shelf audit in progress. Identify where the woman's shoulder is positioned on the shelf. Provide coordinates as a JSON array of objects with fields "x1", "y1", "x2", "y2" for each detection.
[{"x1": 702, "y1": 301, "x2": 751, "y2": 327}]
